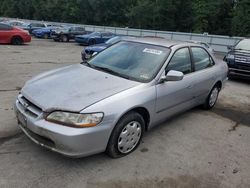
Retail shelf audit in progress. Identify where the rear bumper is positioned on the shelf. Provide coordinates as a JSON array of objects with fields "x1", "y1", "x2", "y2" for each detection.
[{"x1": 14, "y1": 99, "x2": 112, "y2": 158}]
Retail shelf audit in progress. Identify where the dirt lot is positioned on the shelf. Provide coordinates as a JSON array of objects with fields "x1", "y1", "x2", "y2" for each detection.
[{"x1": 0, "y1": 39, "x2": 249, "y2": 188}]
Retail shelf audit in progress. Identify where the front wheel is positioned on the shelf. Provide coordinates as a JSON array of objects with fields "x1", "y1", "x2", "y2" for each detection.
[
  {"x1": 11, "y1": 36, "x2": 23, "y2": 45},
  {"x1": 43, "y1": 33, "x2": 49, "y2": 39},
  {"x1": 88, "y1": 39, "x2": 96, "y2": 45},
  {"x1": 106, "y1": 112, "x2": 145, "y2": 158},
  {"x1": 203, "y1": 85, "x2": 220, "y2": 110},
  {"x1": 60, "y1": 35, "x2": 69, "y2": 42}
]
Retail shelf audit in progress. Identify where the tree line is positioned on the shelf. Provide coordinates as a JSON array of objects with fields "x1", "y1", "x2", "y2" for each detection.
[{"x1": 0, "y1": 0, "x2": 249, "y2": 37}]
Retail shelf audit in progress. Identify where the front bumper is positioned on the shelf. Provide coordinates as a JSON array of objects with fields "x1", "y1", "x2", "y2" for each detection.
[
  {"x1": 14, "y1": 97, "x2": 112, "y2": 157},
  {"x1": 228, "y1": 68, "x2": 250, "y2": 79},
  {"x1": 23, "y1": 35, "x2": 31, "y2": 43},
  {"x1": 81, "y1": 50, "x2": 92, "y2": 61},
  {"x1": 51, "y1": 34, "x2": 61, "y2": 41}
]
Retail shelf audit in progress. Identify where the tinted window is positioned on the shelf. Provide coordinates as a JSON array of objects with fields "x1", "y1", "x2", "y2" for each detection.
[
  {"x1": 0, "y1": 23, "x2": 13, "y2": 30},
  {"x1": 191, "y1": 47, "x2": 214, "y2": 71},
  {"x1": 166, "y1": 48, "x2": 192, "y2": 74}
]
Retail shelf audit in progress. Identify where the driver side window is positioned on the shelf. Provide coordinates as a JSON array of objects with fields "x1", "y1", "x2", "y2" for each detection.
[{"x1": 166, "y1": 48, "x2": 192, "y2": 75}]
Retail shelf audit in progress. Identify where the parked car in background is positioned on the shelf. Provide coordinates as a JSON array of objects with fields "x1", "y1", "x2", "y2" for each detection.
[
  {"x1": 0, "y1": 18, "x2": 9, "y2": 22},
  {"x1": 0, "y1": 23, "x2": 31, "y2": 45},
  {"x1": 51, "y1": 26, "x2": 87, "y2": 42},
  {"x1": 20, "y1": 22, "x2": 49, "y2": 34},
  {"x1": 32, "y1": 26, "x2": 62, "y2": 39},
  {"x1": 15, "y1": 38, "x2": 228, "y2": 158},
  {"x1": 81, "y1": 36, "x2": 133, "y2": 61},
  {"x1": 187, "y1": 40, "x2": 215, "y2": 54},
  {"x1": 224, "y1": 39, "x2": 250, "y2": 79},
  {"x1": 3, "y1": 20, "x2": 25, "y2": 27},
  {"x1": 75, "y1": 31, "x2": 116, "y2": 45}
]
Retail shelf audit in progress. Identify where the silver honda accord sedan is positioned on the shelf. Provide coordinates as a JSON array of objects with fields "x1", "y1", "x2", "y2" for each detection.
[{"x1": 14, "y1": 38, "x2": 228, "y2": 158}]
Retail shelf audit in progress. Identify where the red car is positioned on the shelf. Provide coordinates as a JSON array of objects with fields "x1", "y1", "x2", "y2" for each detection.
[{"x1": 0, "y1": 23, "x2": 31, "y2": 45}]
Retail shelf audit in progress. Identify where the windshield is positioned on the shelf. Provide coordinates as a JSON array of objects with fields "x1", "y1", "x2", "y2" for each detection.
[
  {"x1": 235, "y1": 39, "x2": 250, "y2": 51},
  {"x1": 88, "y1": 41, "x2": 170, "y2": 82},
  {"x1": 105, "y1": 36, "x2": 121, "y2": 45}
]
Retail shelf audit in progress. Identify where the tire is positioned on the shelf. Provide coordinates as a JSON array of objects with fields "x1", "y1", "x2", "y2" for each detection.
[
  {"x1": 43, "y1": 33, "x2": 49, "y2": 39},
  {"x1": 11, "y1": 36, "x2": 23, "y2": 45},
  {"x1": 203, "y1": 84, "x2": 220, "y2": 110},
  {"x1": 106, "y1": 112, "x2": 145, "y2": 158},
  {"x1": 88, "y1": 39, "x2": 96, "y2": 45},
  {"x1": 61, "y1": 35, "x2": 69, "y2": 42}
]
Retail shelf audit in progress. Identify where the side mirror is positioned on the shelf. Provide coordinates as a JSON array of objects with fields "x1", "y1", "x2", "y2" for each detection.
[{"x1": 160, "y1": 70, "x2": 184, "y2": 83}]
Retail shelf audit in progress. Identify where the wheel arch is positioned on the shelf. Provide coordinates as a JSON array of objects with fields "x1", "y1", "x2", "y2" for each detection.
[
  {"x1": 214, "y1": 80, "x2": 222, "y2": 91},
  {"x1": 115, "y1": 106, "x2": 151, "y2": 132},
  {"x1": 11, "y1": 35, "x2": 23, "y2": 40},
  {"x1": 11, "y1": 35, "x2": 23, "y2": 44}
]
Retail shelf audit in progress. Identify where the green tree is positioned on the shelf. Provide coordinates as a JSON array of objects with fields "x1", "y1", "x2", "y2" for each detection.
[{"x1": 232, "y1": 0, "x2": 250, "y2": 36}]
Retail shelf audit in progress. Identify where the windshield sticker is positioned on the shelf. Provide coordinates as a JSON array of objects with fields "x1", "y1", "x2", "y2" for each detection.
[
  {"x1": 143, "y1": 48, "x2": 162, "y2": 55},
  {"x1": 140, "y1": 74, "x2": 150, "y2": 79}
]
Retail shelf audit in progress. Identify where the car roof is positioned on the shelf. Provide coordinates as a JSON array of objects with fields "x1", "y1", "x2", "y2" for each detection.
[{"x1": 125, "y1": 37, "x2": 194, "y2": 48}]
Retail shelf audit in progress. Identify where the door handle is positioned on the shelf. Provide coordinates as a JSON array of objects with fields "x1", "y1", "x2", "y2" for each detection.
[{"x1": 186, "y1": 85, "x2": 193, "y2": 89}]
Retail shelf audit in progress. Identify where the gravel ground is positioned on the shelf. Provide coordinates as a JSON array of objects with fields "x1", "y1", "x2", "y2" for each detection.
[{"x1": 0, "y1": 39, "x2": 249, "y2": 188}]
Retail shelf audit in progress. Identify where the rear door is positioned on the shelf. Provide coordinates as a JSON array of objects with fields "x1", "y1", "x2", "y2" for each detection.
[
  {"x1": 155, "y1": 47, "x2": 197, "y2": 115},
  {"x1": 189, "y1": 47, "x2": 216, "y2": 102}
]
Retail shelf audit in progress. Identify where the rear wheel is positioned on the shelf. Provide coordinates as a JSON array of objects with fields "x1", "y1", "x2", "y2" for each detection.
[
  {"x1": 106, "y1": 112, "x2": 145, "y2": 158},
  {"x1": 203, "y1": 84, "x2": 220, "y2": 110},
  {"x1": 61, "y1": 35, "x2": 69, "y2": 42},
  {"x1": 11, "y1": 36, "x2": 23, "y2": 45},
  {"x1": 88, "y1": 39, "x2": 96, "y2": 45}
]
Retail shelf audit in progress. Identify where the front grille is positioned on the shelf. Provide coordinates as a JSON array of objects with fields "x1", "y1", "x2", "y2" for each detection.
[
  {"x1": 234, "y1": 51, "x2": 250, "y2": 65},
  {"x1": 17, "y1": 94, "x2": 42, "y2": 119}
]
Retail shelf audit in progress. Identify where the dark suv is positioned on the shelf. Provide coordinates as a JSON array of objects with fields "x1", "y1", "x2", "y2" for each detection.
[
  {"x1": 51, "y1": 26, "x2": 87, "y2": 42},
  {"x1": 224, "y1": 39, "x2": 250, "y2": 79}
]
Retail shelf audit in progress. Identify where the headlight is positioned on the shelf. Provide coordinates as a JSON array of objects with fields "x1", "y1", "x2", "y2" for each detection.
[{"x1": 45, "y1": 111, "x2": 103, "y2": 128}]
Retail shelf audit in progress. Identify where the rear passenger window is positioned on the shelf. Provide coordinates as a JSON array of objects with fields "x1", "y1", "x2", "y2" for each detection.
[
  {"x1": 191, "y1": 47, "x2": 214, "y2": 71},
  {"x1": 166, "y1": 48, "x2": 192, "y2": 74}
]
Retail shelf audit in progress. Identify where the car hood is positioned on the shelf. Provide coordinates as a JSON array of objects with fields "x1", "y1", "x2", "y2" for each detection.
[
  {"x1": 85, "y1": 43, "x2": 109, "y2": 52},
  {"x1": 21, "y1": 64, "x2": 139, "y2": 112}
]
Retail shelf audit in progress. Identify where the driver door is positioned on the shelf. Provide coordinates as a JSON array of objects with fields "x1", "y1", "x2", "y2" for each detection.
[{"x1": 155, "y1": 47, "x2": 197, "y2": 117}]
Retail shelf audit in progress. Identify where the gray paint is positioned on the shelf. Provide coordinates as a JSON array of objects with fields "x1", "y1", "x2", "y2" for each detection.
[{"x1": 15, "y1": 39, "x2": 228, "y2": 157}]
